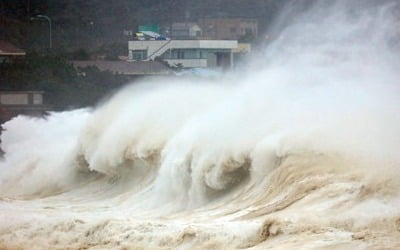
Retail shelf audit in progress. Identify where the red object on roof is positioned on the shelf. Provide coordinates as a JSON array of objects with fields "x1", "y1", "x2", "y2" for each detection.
[{"x1": 0, "y1": 41, "x2": 26, "y2": 56}]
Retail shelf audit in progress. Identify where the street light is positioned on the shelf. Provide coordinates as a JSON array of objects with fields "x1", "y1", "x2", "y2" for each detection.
[{"x1": 31, "y1": 15, "x2": 52, "y2": 49}]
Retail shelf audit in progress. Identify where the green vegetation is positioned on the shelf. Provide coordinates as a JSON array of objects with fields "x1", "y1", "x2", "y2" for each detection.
[{"x1": 0, "y1": 52, "x2": 127, "y2": 110}]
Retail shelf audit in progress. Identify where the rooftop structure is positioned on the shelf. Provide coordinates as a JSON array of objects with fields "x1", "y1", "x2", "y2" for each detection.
[{"x1": 169, "y1": 22, "x2": 202, "y2": 39}]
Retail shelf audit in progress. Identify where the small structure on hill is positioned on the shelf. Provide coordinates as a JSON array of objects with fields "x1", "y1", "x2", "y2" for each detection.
[{"x1": 0, "y1": 41, "x2": 26, "y2": 63}]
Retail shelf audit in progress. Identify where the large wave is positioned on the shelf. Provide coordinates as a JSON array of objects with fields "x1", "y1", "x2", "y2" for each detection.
[{"x1": 1, "y1": 0, "x2": 400, "y2": 249}]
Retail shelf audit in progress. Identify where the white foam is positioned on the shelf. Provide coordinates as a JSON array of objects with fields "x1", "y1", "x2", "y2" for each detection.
[{"x1": 0, "y1": 0, "x2": 399, "y2": 249}]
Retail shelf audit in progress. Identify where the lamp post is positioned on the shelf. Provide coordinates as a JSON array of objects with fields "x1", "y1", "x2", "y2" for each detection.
[{"x1": 31, "y1": 15, "x2": 52, "y2": 49}]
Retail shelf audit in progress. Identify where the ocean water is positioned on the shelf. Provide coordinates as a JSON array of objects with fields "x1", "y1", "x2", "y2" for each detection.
[{"x1": 1, "y1": 1, "x2": 400, "y2": 249}]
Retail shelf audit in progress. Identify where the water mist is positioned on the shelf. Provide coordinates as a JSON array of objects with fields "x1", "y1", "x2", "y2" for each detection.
[{"x1": 0, "y1": 0, "x2": 399, "y2": 249}]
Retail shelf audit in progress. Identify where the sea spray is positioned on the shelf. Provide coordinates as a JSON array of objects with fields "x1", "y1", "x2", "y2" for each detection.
[{"x1": 0, "y1": 0, "x2": 399, "y2": 249}]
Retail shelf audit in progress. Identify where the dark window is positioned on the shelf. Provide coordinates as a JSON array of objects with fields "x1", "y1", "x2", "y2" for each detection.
[
  {"x1": 132, "y1": 50, "x2": 146, "y2": 60},
  {"x1": 177, "y1": 51, "x2": 185, "y2": 59}
]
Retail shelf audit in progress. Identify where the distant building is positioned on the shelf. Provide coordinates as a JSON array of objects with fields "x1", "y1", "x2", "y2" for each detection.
[
  {"x1": 0, "y1": 91, "x2": 48, "y2": 123},
  {"x1": 0, "y1": 41, "x2": 26, "y2": 63},
  {"x1": 72, "y1": 60, "x2": 174, "y2": 77},
  {"x1": 170, "y1": 22, "x2": 202, "y2": 39},
  {"x1": 128, "y1": 39, "x2": 238, "y2": 69},
  {"x1": 199, "y1": 18, "x2": 258, "y2": 41}
]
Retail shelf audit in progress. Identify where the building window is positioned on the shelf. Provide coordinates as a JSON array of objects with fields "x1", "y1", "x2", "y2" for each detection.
[
  {"x1": 132, "y1": 50, "x2": 146, "y2": 60},
  {"x1": 177, "y1": 51, "x2": 185, "y2": 59},
  {"x1": 230, "y1": 27, "x2": 237, "y2": 33}
]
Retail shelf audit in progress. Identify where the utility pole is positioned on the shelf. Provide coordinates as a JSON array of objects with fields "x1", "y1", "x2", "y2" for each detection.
[{"x1": 26, "y1": 0, "x2": 31, "y2": 21}]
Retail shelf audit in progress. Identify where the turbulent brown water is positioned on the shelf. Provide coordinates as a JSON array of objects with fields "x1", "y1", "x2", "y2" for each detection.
[{"x1": 1, "y1": 1, "x2": 400, "y2": 249}]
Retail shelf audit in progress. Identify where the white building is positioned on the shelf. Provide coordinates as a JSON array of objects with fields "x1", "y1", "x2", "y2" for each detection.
[{"x1": 128, "y1": 39, "x2": 238, "y2": 69}]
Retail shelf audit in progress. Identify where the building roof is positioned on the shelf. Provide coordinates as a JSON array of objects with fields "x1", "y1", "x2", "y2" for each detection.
[
  {"x1": 0, "y1": 41, "x2": 26, "y2": 56},
  {"x1": 72, "y1": 60, "x2": 174, "y2": 76}
]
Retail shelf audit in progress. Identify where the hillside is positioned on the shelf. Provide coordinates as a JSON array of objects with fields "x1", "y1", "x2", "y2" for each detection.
[{"x1": 0, "y1": 0, "x2": 289, "y2": 52}]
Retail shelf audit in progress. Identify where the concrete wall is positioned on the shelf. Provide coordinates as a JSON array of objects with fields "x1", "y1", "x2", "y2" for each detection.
[
  {"x1": 0, "y1": 93, "x2": 29, "y2": 105},
  {"x1": 0, "y1": 91, "x2": 47, "y2": 123},
  {"x1": 0, "y1": 92, "x2": 43, "y2": 105}
]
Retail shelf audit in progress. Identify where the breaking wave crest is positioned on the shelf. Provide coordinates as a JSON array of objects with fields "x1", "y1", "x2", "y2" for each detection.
[{"x1": 1, "y1": 0, "x2": 400, "y2": 249}]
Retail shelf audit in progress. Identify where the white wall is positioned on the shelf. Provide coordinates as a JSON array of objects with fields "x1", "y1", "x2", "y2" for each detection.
[{"x1": 129, "y1": 40, "x2": 238, "y2": 60}]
